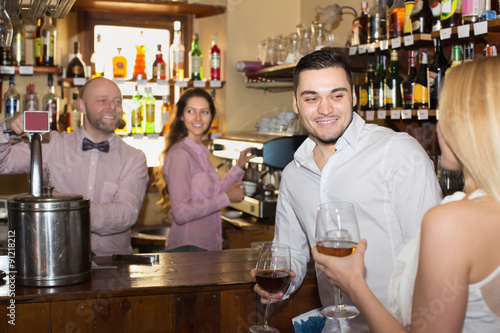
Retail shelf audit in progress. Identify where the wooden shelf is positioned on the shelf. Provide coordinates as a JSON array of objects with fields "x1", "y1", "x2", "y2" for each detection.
[
  {"x1": 0, "y1": 66, "x2": 62, "y2": 75},
  {"x1": 72, "y1": 0, "x2": 226, "y2": 18}
]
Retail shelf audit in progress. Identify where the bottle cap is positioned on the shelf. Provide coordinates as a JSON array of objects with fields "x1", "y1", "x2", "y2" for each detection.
[{"x1": 174, "y1": 21, "x2": 181, "y2": 31}]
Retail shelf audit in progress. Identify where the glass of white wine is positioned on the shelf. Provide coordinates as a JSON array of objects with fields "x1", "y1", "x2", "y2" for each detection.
[{"x1": 315, "y1": 202, "x2": 360, "y2": 320}]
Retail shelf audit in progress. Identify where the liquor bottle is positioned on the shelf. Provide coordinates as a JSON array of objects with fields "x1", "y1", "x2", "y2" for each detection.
[
  {"x1": 404, "y1": 0, "x2": 415, "y2": 35},
  {"x1": 90, "y1": 33, "x2": 104, "y2": 78},
  {"x1": 360, "y1": 61, "x2": 376, "y2": 111},
  {"x1": 41, "y1": 13, "x2": 57, "y2": 66},
  {"x1": 161, "y1": 95, "x2": 172, "y2": 134},
  {"x1": 170, "y1": 21, "x2": 185, "y2": 80},
  {"x1": 152, "y1": 44, "x2": 167, "y2": 81},
  {"x1": 34, "y1": 17, "x2": 43, "y2": 66},
  {"x1": 113, "y1": 48, "x2": 127, "y2": 79},
  {"x1": 441, "y1": 0, "x2": 463, "y2": 28},
  {"x1": 351, "y1": 2, "x2": 369, "y2": 45},
  {"x1": 450, "y1": 44, "x2": 463, "y2": 67},
  {"x1": 42, "y1": 74, "x2": 60, "y2": 131},
  {"x1": 410, "y1": 0, "x2": 434, "y2": 34},
  {"x1": 131, "y1": 86, "x2": 143, "y2": 134},
  {"x1": 23, "y1": 84, "x2": 39, "y2": 112},
  {"x1": 11, "y1": 14, "x2": 26, "y2": 66},
  {"x1": 430, "y1": 0, "x2": 442, "y2": 31},
  {"x1": 373, "y1": 54, "x2": 387, "y2": 109},
  {"x1": 1, "y1": 47, "x2": 11, "y2": 65},
  {"x1": 427, "y1": 37, "x2": 449, "y2": 109},
  {"x1": 384, "y1": 50, "x2": 404, "y2": 109},
  {"x1": 402, "y1": 50, "x2": 418, "y2": 109},
  {"x1": 133, "y1": 31, "x2": 147, "y2": 80},
  {"x1": 210, "y1": 33, "x2": 221, "y2": 81},
  {"x1": 189, "y1": 33, "x2": 203, "y2": 81},
  {"x1": 66, "y1": 42, "x2": 86, "y2": 78},
  {"x1": 143, "y1": 87, "x2": 156, "y2": 134},
  {"x1": 462, "y1": 0, "x2": 482, "y2": 23},
  {"x1": 413, "y1": 49, "x2": 429, "y2": 108},
  {"x1": 368, "y1": 0, "x2": 388, "y2": 43},
  {"x1": 67, "y1": 91, "x2": 82, "y2": 132},
  {"x1": 389, "y1": 0, "x2": 406, "y2": 38},
  {"x1": 463, "y1": 42, "x2": 474, "y2": 62},
  {"x1": 4, "y1": 75, "x2": 20, "y2": 118}
]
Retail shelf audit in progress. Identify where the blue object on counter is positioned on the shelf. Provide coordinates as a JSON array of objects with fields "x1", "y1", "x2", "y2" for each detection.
[{"x1": 292, "y1": 308, "x2": 326, "y2": 333}]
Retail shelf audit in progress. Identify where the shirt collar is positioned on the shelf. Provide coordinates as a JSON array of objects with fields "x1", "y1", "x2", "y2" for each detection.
[
  {"x1": 293, "y1": 112, "x2": 366, "y2": 169},
  {"x1": 182, "y1": 136, "x2": 209, "y2": 156}
]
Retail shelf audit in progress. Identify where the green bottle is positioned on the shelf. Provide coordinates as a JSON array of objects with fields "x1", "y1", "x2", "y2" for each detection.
[
  {"x1": 143, "y1": 87, "x2": 156, "y2": 134},
  {"x1": 131, "y1": 85, "x2": 143, "y2": 134},
  {"x1": 189, "y1": 33, "x2": 203, "y2": 80},
  {"x1": 384, "y1": 50, "x2": 404, "y2": 110}
]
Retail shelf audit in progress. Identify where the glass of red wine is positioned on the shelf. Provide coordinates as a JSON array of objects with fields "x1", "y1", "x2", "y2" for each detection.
[
  {"x1": 250, "y1": 242, "x2": 291, "y2": 333},
  {"x1": 315, "y1": 202, "x2": 360, "y2": 320}
]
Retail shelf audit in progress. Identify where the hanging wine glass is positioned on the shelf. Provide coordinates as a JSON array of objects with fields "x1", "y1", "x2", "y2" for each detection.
[{"x1": 0, "y1": 2, "x2": 13, "y2": 47}]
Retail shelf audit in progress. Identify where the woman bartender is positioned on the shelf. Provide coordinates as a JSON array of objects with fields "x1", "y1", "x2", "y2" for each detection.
[{"x1": 155, "y1": 88, "x2": 254, "y2": 252}]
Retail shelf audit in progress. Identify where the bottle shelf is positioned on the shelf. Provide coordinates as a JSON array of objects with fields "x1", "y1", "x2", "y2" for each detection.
[
  {"x1": 348, "y1": 33, "x2": 433, "y2": 55},
  {"x1": 61, "y1": 78, "x2": 225, "y2": 90},
  {"x1": 0, "y1": 66, "x2": 61, "y2": 75}
]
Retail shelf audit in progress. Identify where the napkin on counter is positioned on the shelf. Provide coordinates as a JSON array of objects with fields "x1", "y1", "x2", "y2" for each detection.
[{"x1": 292, "y1": 308, "x2": 326, "y2": 333}]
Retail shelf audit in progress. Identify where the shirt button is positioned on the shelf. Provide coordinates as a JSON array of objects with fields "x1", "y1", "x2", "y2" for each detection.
[
  {"x1": 323, "y1": 188, "x2": 326, "y2": 192},
  {"x1": 89, "y1": 186, "x2": 93, "y2": 190},
  {"x1": 92, "y1": 161, "x2": 96, "y2": 166}
]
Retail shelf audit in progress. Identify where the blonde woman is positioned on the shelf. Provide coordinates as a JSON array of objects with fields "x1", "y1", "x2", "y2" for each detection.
[{"x1": 312, "y1": 56, "x2": 500, "y2": 332}]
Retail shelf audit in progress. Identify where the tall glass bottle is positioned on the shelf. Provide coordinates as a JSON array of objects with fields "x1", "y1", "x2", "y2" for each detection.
[
  {"x1": 170, "y1": 21, "x2": 185, "y2": 80},
  {"x1": 66, "y1": 42, "x2": 86, "y2": 78},
  {"x1": 368, "y1": 0, "x2": 388, "y2": 43},
  {"x1": 23, "y1": 83, "x2": 39, "y2": 112},
  {"x1": 384, "y1": 50, "x2": 404, "y2": 109},
  {"x1": 210, "y1": 32, "x2": 221, "y2": 81},
  {"x1": 113, "y1": 48, "x2": 127, "y2": 79},
  {"x1": 441, "y1": 0, "x2": 463, "y2": 28},
  {"x1": 404, "y1": 0, "x2": 415, "y2": 35},
  {"x1": 41, "y1": 13, "x2": 56, "y2": 66},
  {"x1": 67, "y1": 91, "x2": 82, "y2": 132},
  {"x1": 34, "y1": 17, "x2": 43, "y2": 66},
  {"x1": 4, "y1": 75, "x2": 20, "y2": 118},
  {"x1": 402, "y1": 50, "x2": 418, "y2": 109},
  {"x1": 360, "y1": 61, "x2": 376, "y2": 111},
  {"x1": 431, "y1": 0, "x2": 442, "y2": 31},
  {"x1": 42, "y1": 74, "x2": 60, "y2": 131},
  {"x1": 90, "y1": 33, "x2": 104, "y2": 77},
  {"x1": 189, "y1": 33, "x2": 203, "y2": 80},
  {"x1": 143, "y1": 87, "x2": 156, "y2": 134},
  {"x1": 133, "y1": 31, "x2": 147, "y2": 80},
  {"x1": 351, "y1": 2, "x2": 369, "y2": 45},
  {"x1": 373, "y1": 54, "x2": 387, "y2": 109},
  {"x1": 152, "y1": 44, "x2": 167, "y2": 81},
  {"x1": 410, "y1": 0, "x2": 434, "y2": 34},
  {"x1": 427, "y1": 37, "x2": 449, "y2": 109},
  {"x1": 131, "y1": 86, "x2": 143, "y2": 134},
  {"x1": 389, "y1": 0, "x2": 406, "y2": 38},
  {"x1": 413, "y1": 49, "x2": 429, "y2": 108},
  {"x1": 161, "y1": 95, "x2": 172, "y2": 134},
  {"x1": 11, "y1": 14, "x2": 26, "y2": 66}
]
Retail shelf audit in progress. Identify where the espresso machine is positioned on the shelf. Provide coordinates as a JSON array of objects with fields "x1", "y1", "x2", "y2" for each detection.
[{"x1": 212, "y1": 132, "x2": 307, "y2": 220}]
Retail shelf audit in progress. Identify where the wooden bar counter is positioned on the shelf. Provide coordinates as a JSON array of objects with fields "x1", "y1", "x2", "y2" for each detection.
[{"x1": 0, "y1": 249, "x2": 321, "y2": 332}]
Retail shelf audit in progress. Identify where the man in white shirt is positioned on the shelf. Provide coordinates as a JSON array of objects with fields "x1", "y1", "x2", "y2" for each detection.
[{"x1": 253, "y1": 50, "x2": 443, "y2": 332}]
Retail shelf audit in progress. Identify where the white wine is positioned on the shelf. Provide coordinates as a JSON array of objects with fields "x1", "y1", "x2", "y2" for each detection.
[{"x1": 317, "y1": 240, "x2": 357, "y2": 257}]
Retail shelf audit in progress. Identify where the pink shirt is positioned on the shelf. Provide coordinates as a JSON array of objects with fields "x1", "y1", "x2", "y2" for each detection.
[
  {"x1": 0, "y1": 123, "x2": 149, "y2": 256},
  {"x1": 164, "y1": 137, "x2": 244, "y2": 251}
]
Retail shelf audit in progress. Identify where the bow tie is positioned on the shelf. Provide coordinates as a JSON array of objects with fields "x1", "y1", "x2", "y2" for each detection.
[{"x1": 82, "y1": 137, "x2": 110, "y2": 153}]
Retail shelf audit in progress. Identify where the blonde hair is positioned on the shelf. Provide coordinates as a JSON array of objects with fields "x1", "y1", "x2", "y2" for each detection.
[{"x1": 438, "y1": 56, "x2": 500, "y2": 201}]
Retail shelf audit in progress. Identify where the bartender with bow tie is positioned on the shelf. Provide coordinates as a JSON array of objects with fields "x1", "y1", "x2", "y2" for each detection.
[{"x1": 0, "y1": 77, "x2": 149, "y2": 256}]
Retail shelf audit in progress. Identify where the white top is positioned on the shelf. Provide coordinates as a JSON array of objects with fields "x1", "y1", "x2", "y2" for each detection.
[
  {"x1": 275, "y1": 113, "x2": 443, "y2": 331},
  {"x1": 388, "y1": 190, "x2": 500, "y2": 331}
]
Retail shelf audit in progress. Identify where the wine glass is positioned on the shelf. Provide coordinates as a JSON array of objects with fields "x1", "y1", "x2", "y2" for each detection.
[
  {"x1": 315, "y1": 202, "x2": 360, "y2": 320},
  {"x1": 250, "y1": 242, "x2": 291, "y2": 333}
]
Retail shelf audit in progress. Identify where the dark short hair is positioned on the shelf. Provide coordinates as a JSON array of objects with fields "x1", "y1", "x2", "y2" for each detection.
[{"x1": 293, "y1": 49, "x2": 353, "y2": 94}]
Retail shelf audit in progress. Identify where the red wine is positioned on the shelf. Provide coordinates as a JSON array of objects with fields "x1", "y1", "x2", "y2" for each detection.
[
  {"x1": 317, "y1": 240, "x2": 357, "y2": 257},
  {"x1": 256, "y1": 270, "x2": 291, "y2": 293}
]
